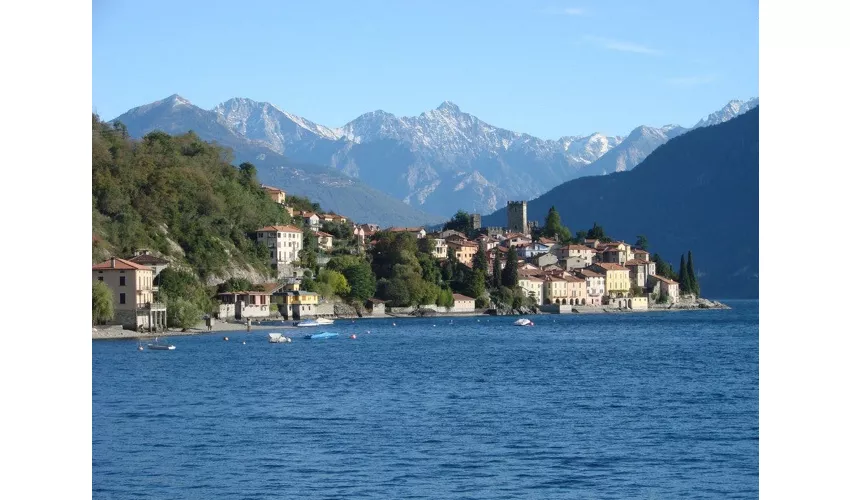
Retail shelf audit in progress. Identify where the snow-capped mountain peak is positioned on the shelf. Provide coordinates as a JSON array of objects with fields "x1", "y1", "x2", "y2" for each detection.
[{"x1": 694, "y1": 97, "x2": 759, "y2": 128}]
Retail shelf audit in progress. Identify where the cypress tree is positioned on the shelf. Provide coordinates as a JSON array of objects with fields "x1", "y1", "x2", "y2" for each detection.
[
  {"x1": 492, "y1": 251, "x2": 502, "y2": 288},
  {"x1": 502, "y1": 247, "x2": 519, "y2": 288},
  {"x1": 473, "y1": 244, "x2": 488, "y2": 274},
  {"x1": 678, "y1": 254, "x2": 692, "y2": 295},
  {"x1": 687, "y1": 251, "x2": 699, "y2": 298}
]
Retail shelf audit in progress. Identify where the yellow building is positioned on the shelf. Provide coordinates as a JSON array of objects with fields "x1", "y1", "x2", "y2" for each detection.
[
  {"x1": 518, "y1": 276, "x2": 544, "y2": 305},
  {"x1": 261, "y1": 185, "x2": 286, "y2": 204},
  {"x1": 590, "y1": 263, "x2": 631, "y2": 298},
  {"x1": 543, "y1": 276, "x2": 570, "y2": 305},
  {"x1": 447, "y1": 240, "x2": 478, "y2": 267},
  {"x1": 93, "y1": 257, "x2": 166, "y2": 331}
]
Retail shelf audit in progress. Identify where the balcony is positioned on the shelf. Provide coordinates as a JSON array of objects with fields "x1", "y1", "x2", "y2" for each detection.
[{"x1": 140, "y1": 302, "x2": 167, "y2": 311}]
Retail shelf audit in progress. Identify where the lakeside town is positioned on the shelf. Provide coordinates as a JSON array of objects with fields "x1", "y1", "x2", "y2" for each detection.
[{"x1": 93, "y1": 179, "x2": 724, "y2": 337}]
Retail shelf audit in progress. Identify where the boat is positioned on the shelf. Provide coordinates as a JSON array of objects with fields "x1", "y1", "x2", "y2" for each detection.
[
  {"x1": 295, "y1": 318, "x2": 334, "y2": 327},
  {"x1": 146, "y1": 337, "x2": 176, "y2": 350},
  {"x1": 268, "y1": 333, "x2": 292, "y2": 343},
  {"x1": 513, "y1": 318, "x2": 534, "y2": 326},
  {"x1": 304, "y1": 331, "x2": 339, "y2": 339}
]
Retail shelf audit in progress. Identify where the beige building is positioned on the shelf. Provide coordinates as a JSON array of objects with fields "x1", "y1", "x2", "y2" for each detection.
[
  {"x1": 518, "y1": 276, "x2": 544, "y2": 305},
  {"x1": 316, "y1": 231, "x2": 334, "y2": 252},
  {"x1": 256, "y1": 225, "x2": 303, "y2": 269},
  {"x1": 217, "y1": 289, "x2": 274, "y2": 319},
  {"x1": 542, "y1": 276, "x2": 570, "y2": 305},
  {"x1": 447, "y1": 240, "x2": 478, "y2": 267},
  {"x1": 590, "y1": 263, "x2": 631, "y2": 299},
  {"x1": 93, "y1": 257, "x2": 166, "y2": 331},
  {"x1": 261, "y1": 185, "x2": 286, "y2": 204},
  {"x1": 575, "y1": 268, "x2": 605, "y2": 306},
  {"x1": 564, "y1": 275, "x2": 588, "y2": 306},
  {"x1": 451, "y1": 293, "x2": 476, "y2": 312},
  {"x1": 556, "y1": 244, "x2": 595, "y2": 268}
]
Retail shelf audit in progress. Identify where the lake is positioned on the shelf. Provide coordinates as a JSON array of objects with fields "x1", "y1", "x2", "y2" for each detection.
[{"x1": 92, "y1": 300, "x2": 758, "y2": 499}]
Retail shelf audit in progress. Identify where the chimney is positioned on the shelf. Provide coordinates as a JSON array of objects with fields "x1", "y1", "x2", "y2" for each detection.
[{"x1": 110, "y1": 257, "x2": 116, "y2": 268}]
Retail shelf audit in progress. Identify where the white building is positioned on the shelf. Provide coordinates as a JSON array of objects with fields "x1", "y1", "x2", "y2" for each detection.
[{"x1": 256, "y1": 225, "x2": 303, "y2": 269}]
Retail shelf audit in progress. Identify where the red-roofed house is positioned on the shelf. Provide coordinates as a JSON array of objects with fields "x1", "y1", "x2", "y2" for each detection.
[
  {"x1": 93, "y1": 257, "x2": 166, "y2": 331},
  {"x1": 256, "y1": 225, "x2": 303, "y2": 270},
  {"x1": 575, "y1": 269, "x2": 604, "y2": 305},
  {"x1": 261, "y1": 185, "x2": 286, "y2": 204},
  {"x1": 447, "y1": 240, "x2": 479, "y2": 267},
  {"x1": 316, "y1": 231, "x2": 334, "y2": 251},
  {"x1": 589, "y1": 263, "x2": 631, "y2": 298}
]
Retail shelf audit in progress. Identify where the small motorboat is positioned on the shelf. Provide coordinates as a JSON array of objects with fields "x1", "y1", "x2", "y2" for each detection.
[
  {"x1": 296, "y1": 318, "x2": 334, "y2": 327},
  {"x1": 268, "y1": 333, "x2": 292, "y2": 343},
  {"x1": 304, "y1": 331, "x2": 339, "y2": 339},
  {"x1": 147, "y1": 337, "x2": 176, "y2": 350},
  {"x1": 513, "y1": 318, "x2": 534, "y2": 327}
]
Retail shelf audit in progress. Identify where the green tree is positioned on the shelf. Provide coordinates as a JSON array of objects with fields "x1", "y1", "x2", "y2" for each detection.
[
  {"x1": 492, "y1": 251, "x2": 502, "y2": 288},
  {"x1": 464, "y1": 269, "x2": 487, "y2": 299},
  {"x1": 652, "y1": 253, "x2": 677, "y2": 280},
  {"x1": 502, "y1": 247, "x2": 519, "y2": 287},
  {"x1": 443, "y1": 210, "x2": 473, "y2": 235},
  {"x1": 340, "y1": 261, "x2": 376, "y2": 302},
  {"x1": 318, "y1": 269, "x2": 351, "y2": 297},
  {"x1": 635, "y1": 235, "x2": 649, "y2": 250},
  {"x1": 92, "y1": 281, "x2": 114, "y2": 325},
  {"x1": 687, "y1": 251, "x2": 700, "y2": 297},
  {"x1": 678, "y1": 254, "x2": 693, "y2": 295},
  {"x1": 472, "y1": 244, "x2": 488, "y2": 274},
  {"x1": 542, "y1": 206, "x2": 572, "y2": 242},
  {"x1": 167, "y1": 297, "x2": 202, "y2": 330}
]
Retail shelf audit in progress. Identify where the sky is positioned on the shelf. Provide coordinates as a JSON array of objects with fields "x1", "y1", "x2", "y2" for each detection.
[{"x1": 92, "y1": 0, "x2": 759, "y2": 138}]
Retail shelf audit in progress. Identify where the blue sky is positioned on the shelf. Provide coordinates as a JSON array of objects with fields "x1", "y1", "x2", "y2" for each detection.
[{"x1": 93, "y1": 0, "x2": 758, "y2": 138}]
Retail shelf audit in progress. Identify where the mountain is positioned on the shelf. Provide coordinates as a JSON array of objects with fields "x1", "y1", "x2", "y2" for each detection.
[
  {"x1": 483, "y1": 107, "x2": 759, "y2": 299},
  {"x1": 694, "y1": 97, "x2": 759, "y2": 128},
  {"x1": 113, "y1": 95, "x2": 758, "y2": 219},
  {"x1": 112, "y1": 96, "x2": 443, "y2": 228}
]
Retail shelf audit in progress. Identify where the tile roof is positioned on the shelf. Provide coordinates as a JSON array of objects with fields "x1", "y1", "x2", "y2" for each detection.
[
  {"x1": 650, "y1": 274, "x2": 679, "y2": 285},
  {"x1": 316, "y1": 231, "x2": 334, "y2": 237},
  {"x1": 257, "y1": 225, "x2": 303, "y2": 233},
  {"x1": 452, "y1": 293, "x2": 475, "y2": 301},
  {"x1": 624, "y1": 259, "x2": 649, "y2": 266},
  {"x1": 92, "y1": 257, "x2": 151, "y2": 271},
  {"x1": 576, "y1": 269, "x2": 603, "y2": 278},
  {"x1": 563, "y1": 244, "x2": 594, "y2": 252},
  {"x1": 634, "y1": 249, "x2": 649, "y2": 254},
  {"x1": 593, "y1": 263, "x2": 629, "y2": 271},
  {"x1": 261, "y1": 185, "x2": 284, "y2": 193}
]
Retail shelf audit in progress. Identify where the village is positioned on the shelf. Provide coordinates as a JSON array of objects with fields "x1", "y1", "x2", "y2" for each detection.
[{"x1": 93, "y1": 185, "x2": 689, "y2": 332}]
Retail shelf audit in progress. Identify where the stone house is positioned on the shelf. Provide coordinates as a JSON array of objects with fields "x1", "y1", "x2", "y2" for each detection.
[
  {"x1": 93, "y1": 257, "x2": 166, "y2": 331},
  {"x1": 217, "y1": 286, "x2": 275, "y2": 320},
  {"x1": 647, "y1": 275, "x2": 680, "y2": 304},
  {"x1": 365, "y1": 298, "x2": 387, "y2": 316}
]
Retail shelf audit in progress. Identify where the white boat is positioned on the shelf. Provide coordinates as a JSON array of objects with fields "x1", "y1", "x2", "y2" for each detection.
[
  {"x1": 295, "y1": 318, "x2": 334, "y2": 327},
  {"x1": 268, "y1": 333, "x2": 292, "y2": 343},
  {"x1": 513, "y1": 318, "x2": 534, "y2": 326},
  {"x1": 147, "y1": 337, "x2": 176, "y2": 350}
]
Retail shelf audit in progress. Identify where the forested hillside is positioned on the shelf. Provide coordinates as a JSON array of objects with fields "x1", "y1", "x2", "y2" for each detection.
[{"x1": 92, "y1": 115, "x2": 291, "y2": 281}]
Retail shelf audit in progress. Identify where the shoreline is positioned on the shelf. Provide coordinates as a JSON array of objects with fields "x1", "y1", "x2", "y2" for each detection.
[{"x1": 92, "y1": 298, "x2": 730, "y2": 340}]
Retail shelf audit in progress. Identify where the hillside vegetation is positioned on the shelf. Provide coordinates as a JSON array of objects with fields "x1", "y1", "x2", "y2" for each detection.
[{"x1": 92, "y1": 114, "x2": 291, "y2": 281}]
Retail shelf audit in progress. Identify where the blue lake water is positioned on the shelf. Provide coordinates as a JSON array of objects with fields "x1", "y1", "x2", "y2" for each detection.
[{"x1": 92, "y1": 300, "x2": 758, "y2": 499}]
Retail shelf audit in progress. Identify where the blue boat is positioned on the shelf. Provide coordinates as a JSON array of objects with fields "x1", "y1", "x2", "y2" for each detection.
[{"x1": 304, "y1": 331, "x2": 339, "y2": 339}]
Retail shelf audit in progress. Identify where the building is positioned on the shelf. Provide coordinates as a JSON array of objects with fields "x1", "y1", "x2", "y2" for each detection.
[
  {"x1": 564, "y1": 274, "x2": 588, "y2": 306},
  {"x1": 353, "y1": 225, "x2": 367, "y2": 246},
  {"x1": 471, "y1": 213, "x2": 482, "y2": 229},
  {"x1": 447, "y1": 240, "x2": 478, "y2": 267},
  {"x1": 502, "y1": 233, "x2": 532, "y2": 247},
  {"x1": 257, "y1": 225, "x2": 303, "y2": 270},
  {"x1": 589, "y1": 262, "x2": 631, "y2": 299},
  {"x1": 365, "y1": 298, "x2": 387, "y2": 316},
  {"x1": 316, "y1": 231, "x2": 334, "y2": 252},
  {"x1": 218, "y1": 288, "x2": 274, "y2": 319},
  {"x1": 261, "y1": 185, "x2": 286, "y2": 204},
  {"x1": 647, "y1": 275, "x2": 680, "y2": 304},
  {"x1": 517, "y1": 242, "x2": 551, "y2": 259},
  {"x1": 633, "y1": 248, "x2": 650, "y2": 262},
  {"x1": 556, "y1": 245, "x2": 595, "y2": 268},
  {"x1": 273, "y1": 290, "x2": 320, "y2": 319},
  {"x1": 476, "y1": 234, "x2": 500, "y2": 251},
  {"x1": 518, "y1": 275, "x2": 544, "y2": 305},
  {"x1": 298, "y1": 212, "x2": 320, "y2": 232},
  {"x1": 93, "y1": 257, "x2": 166, "y2": 331},
  {"x1": 128, "y1": 251, "x2": 169, "y2": 293},
  {"x1": 532, "y1": 253, "x2": 559, "y2": 268},
  {"x1": 575, "y1": 269, "x2": 604, "y2": 306},
  {"x1": 507, "y1": 201, "x2": 528, "y2": 234},
  {"x1": 542, "y1": 276, "x2": 569, "y2": 305},
  {"x1": 432, "y1": 238, "x2": 448, "y2": 259},
  {"x1": 438, "y1": 229, "x2": 466, "y2": 240},
  {"x1": 451, "y1": 293, "x2": 476, "y2": 312},
  {"x1": 624, "y1": 259, "x2": 657, "y2": 288},
  {"x1": 599, "y1": 241, "x2": 631, "y2": 265}
]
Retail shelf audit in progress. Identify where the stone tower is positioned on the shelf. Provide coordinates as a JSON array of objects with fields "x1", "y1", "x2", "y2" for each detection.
[
  {"x1": 507, "y1": 201, "x2": 528, "y2": 234},
  {"x1": 470, "y1": 213, "x2": 482, "y2": 230}
]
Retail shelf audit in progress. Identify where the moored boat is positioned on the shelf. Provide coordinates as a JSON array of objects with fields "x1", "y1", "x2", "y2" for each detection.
[
  {"x1": 304, "y1": 331, "x2": 339, "y2": 339},
  {"x1": 268, "y1": 333, "x2": 292, "y2": 343},
  {"x1": 146, "y1": 337, "x2": 176, "y2": 350},
  {"x1": 296, "y1": 318, "x2": 334, "y2": 327},
  {"x1": 513, "y1": 318, "x2": 534, "y2": 326}
]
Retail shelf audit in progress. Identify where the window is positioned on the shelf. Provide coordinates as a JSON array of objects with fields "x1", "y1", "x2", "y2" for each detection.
[
  {"x1": 119, "y1": 276, "x2": 126, "y2": 286},
  {"x1": 119, "y1": 293, "x2": 126, "y2": 304},
  {"x1": 98, "y1": 277, "x2": 103, "y2": 282}
]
